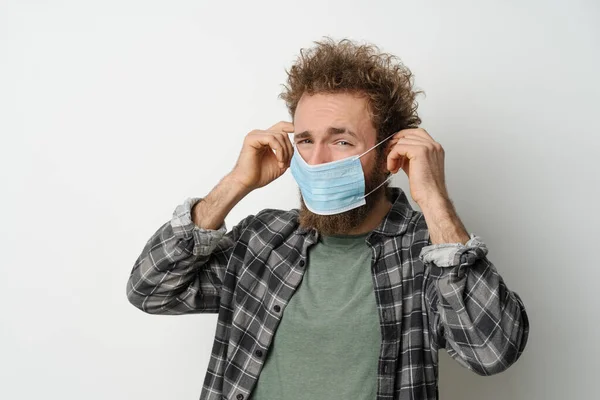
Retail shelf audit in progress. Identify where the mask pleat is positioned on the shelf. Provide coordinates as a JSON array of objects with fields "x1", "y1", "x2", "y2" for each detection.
[{"x1": 289, "y1": 139, "x2": 388, "y2": 215}]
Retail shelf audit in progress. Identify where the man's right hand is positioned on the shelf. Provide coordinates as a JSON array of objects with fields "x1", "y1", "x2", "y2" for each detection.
[
  {"x1": 192, "y1": 122, "x2": 294, "y2": 230},
  {"x1": 229, "y1": 121, "x2": 295, "y2": 192}
]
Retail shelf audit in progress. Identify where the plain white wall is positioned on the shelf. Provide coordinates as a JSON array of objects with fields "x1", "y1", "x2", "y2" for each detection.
[{"x1": 1, "y1": 0, "x2": 598, "y2": 399}]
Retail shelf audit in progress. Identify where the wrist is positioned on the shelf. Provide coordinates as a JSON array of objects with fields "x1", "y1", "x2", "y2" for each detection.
[
  {"x1": 191, "y1": 174, "x2": 250, "y2": 230},
  {"x1": 224, "y1": 173, "x2": 254, "y2": 197}
]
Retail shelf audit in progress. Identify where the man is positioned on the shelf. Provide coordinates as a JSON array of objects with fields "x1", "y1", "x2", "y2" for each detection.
[{"x1": 126, "y1": 37, "x2": 529, "y2": 400}]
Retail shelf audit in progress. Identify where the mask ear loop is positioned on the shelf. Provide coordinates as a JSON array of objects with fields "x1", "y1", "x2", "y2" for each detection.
[
  {"x1": 356, "y1": 133, "x2": 396, "y2": 159},
  {"x1": 357, "y1": 133, "x2": 398, "y2": 199},
  {"x1": 360, "y1": 173, "x2": 394, "y2": 199}
]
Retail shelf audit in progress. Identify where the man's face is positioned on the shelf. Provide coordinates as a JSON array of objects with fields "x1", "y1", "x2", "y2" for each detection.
[
  {"x1": 292, "y1": 92, "x2": 390, "y2": 235},
  {"x1": 293, "y1": 92, "x2": 378, "y2": 169}
]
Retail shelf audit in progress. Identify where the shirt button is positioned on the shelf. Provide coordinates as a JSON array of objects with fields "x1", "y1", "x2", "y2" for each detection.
[
  {"x1": 384, "y1": 365, "x2": 388, "y2": 373},
  {"x1": 274, "y1": 305, "x2": 281, "y2": 312},
  {"x1": 382, "y1": 310, "x2": 387, "y2": 320},
  {"x1": 236, "y1": 394, "x2": 244, "y2": 400},
  {"x1": 299, "y1": 260, "x2": 305, "y2": 267},
  {"x1": 255, "y1": 349, "x2": 263, "y2": 358}
]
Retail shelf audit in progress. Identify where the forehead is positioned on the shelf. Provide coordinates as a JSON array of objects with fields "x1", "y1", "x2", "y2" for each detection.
[{"x1": 293, "y1": 92, "x2": 374, "y2": 137}]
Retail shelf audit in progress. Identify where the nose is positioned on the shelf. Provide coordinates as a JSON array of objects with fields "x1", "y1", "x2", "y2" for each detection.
[{"x1": 305, "y1": 145, "x2": 331, "y2": 165}]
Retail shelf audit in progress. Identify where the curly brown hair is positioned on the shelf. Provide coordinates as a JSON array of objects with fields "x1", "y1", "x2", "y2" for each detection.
[{"x1": 279, "y1": 37, "x2": 423, "y2": 148}]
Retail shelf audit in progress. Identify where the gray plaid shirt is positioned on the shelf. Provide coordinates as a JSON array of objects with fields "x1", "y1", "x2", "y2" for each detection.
[{"x1": 126, "y1": 187, "x2": 529, "y2": 400}]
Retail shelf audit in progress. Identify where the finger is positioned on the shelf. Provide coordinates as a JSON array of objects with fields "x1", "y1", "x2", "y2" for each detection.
[
  {"x1": 387, "y1": 143, "x2": 419, "y2": 173},
  {"x1": 384, "y1": 130, "x2": 428, "y2": 162},
  {"x1": 391, "y1": 137, "x2": 436, "y2": 155},
  {"x1": 271, "y1": 133, "x2": 290, "y2": 168},
  {"x1": 252, "y1": 134, "x2": 284, "y2": 165},
  {"x1": 281, "y1": 132, "x2": 294, "y2": 165},
  {"x1": 387, "y1": 154, "x2": 406, "y2": 174},
  {"x1": 395, "y1": 137, "x2": 431, "y2": 147},
  {"x1": 389, "y1": 129, "x2": 414, "y2": 141},
  {"x1": 387, "y1": 147, "x2": 404, "y2": 173},
  {"x1": 410, "y1": 128, "x2": 434, "y2": 141},
  {"x1": 273, "y1": 133, "x2": 292, "y2": 168},
  {"x1": 384, "y1": 131, "x2": 412, "y2": 151},
  {"x1": 265, "y1": 129, "x2": 294, "y2": 166},
  {"x1": 385, "y1": 137, "x2": 401, "y2": 154},
  {"x1": 387, "y1": 138, "x2": 436, "y2": 173},
  {"x1": 268, "y1": 121, "x2": 295, "y2": 133},
  {"x1": 269, "y1": 134, "x2": 288, "y2": 168},
  {"x1": 401, "y1": 132, "x2": 437, "y2": 146}
]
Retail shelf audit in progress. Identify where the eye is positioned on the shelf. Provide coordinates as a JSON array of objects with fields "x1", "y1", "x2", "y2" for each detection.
[
  {"x1": 297, "y1": 139, "x2": 312, "y2": 144},
  {"x1": 336, "y1": 141, "x2": 352, "y2": 146}
]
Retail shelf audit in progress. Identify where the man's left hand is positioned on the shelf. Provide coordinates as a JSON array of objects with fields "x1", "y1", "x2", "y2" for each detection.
[{"x1": 385, "y1": 128, "x2": 449, "y2": 207}]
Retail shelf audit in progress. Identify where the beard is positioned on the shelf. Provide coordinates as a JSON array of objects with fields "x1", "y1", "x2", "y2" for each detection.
[{"x1": 298, "y1": 152, "x2": 391, "y2": 236}]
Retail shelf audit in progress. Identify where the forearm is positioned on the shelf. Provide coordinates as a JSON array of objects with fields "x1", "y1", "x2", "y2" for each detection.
[
  {"x1": 421, "y1": 231, "x2": 530, "y2": 376},
  {"x1": 127, "y1": 186, "x2": 254, "y2": 314},
  {"x1": 126, "y1": 218, "x2": 223, "y2": 314},
  {"x1": 193, "y1": 173, "x2": 251, "y2": 230},
  {"x1": 431, "y1": 257, "x2": 529, "y2": 375},
  {"x1": 419, "y1": 196, "x2": 470, "y2": 245}
]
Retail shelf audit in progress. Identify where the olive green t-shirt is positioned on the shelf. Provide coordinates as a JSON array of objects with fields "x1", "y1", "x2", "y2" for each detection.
[{"x1": 249, "y1": 232, "x2": 381, "y2": 400}]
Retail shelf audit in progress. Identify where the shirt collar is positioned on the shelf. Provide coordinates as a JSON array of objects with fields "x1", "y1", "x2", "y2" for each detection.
[{"x1": 294, "y1": 186, "x2": 415, "y2": 237}]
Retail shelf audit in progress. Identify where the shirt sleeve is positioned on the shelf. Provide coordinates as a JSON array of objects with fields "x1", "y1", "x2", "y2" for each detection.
[
  {"x1": 419, "y1": 233, "x2": 485, "y2": 267},
  {"x1": 126, "y1": 197, "x2": 254, "y2": 315},
  {"x1": 420, "y1": 234, "x2": 530, "y2": 375}
]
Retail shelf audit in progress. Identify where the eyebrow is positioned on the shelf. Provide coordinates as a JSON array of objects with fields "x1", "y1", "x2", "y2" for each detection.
[{"x1": 294, "y1": 127, "x2": 358, "y2": 141}]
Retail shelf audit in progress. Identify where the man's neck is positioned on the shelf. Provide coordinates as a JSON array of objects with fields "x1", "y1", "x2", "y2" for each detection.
[{"x1": 345, "y1": 193, "x2": 393, "y2": 235}]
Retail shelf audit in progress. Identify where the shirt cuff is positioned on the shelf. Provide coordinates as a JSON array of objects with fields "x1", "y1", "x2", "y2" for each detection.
[
  {"x1": 418, "y1": 233, "x2": 489, "y2": 267},
  {"x1": 171, "y1": 197, "x2": 228, "y2": 256}
]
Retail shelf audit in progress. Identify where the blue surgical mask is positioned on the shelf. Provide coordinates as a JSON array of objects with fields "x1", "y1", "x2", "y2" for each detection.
[{"x1": 290, "y1": 135, "x2": 395, "y2": 215}]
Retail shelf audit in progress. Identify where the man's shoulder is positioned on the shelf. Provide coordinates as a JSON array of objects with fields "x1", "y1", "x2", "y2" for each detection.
[
  {"x1": 239, "y1": 207, "x2": 301, "y2": 234},
  {"x1": 255, "y1": 207, "x2": 300, "y2": 222},
  {"x1": 410, "y1": 209, "x2": 428, "y2": 231}
]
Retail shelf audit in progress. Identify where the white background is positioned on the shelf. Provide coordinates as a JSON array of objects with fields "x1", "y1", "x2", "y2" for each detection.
[{"x1": 1, "y1": 1, "x2": 598, "y2": 399}]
